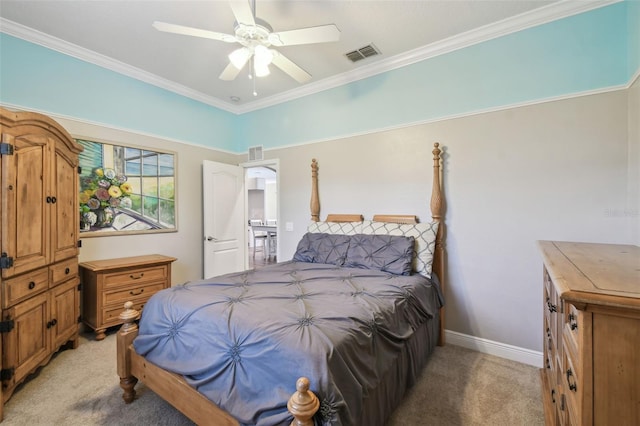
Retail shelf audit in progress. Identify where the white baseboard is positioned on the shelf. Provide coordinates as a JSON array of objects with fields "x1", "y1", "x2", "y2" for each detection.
[{"x1": 445, "y1": 329, "x2": 543, "y2": 368}]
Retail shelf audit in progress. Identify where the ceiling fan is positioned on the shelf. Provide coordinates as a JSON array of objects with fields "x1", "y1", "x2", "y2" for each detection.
[{"x1": 152, "y1": 0, "x2": 340, "y2": 84}]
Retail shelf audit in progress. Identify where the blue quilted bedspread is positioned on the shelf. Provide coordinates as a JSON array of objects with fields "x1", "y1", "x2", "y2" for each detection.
[{"x1": 133, "y1": 261, "x2": 443, "y2": 426}]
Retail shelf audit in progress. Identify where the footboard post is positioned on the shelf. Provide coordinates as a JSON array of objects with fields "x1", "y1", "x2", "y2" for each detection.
[
  {"x1": 117, "y1": 301, "x2": 140, "y2": 403},
  {"x1": 287, "y1": 377, "x2": 319, "y2": 426}
]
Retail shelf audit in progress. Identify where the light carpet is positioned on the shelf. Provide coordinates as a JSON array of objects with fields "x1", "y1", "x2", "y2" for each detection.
[{"x1": 3, "y1": 330, "x2": 543, "y2": 425}]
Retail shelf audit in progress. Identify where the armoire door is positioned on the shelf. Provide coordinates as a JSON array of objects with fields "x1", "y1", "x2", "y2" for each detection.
[
  {"x1": 0, "y1": 133, "x2": 51, "y2": 279},
  {"x1": 51, "y1": 143, "x2": 80, "y2": 264},
  {"x1": 1, "y1": 291, "x2": 51, "y2": 397},
  {"x1": 50, "y1": 278, "x2": 80, "y2": 349}
]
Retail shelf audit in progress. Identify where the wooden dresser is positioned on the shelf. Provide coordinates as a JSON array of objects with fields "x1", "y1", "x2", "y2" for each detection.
[
  {"x1": 539, "y1": 241, "x2": 640, "y2": 426},
  {"x1": 80, "y1": 254, "x2": 176, "y2": 340}
]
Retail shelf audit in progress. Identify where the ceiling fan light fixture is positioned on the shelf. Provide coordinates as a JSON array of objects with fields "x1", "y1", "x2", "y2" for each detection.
[
  {"x1": 229, "y1": 47, "x2": 251, "y2": 69},
  {"x1": 254, "y1": 45, "x2": 274, "y2": 66},
  {"x1": 255, "y1": 62, "x2": 270, "y2": 77}
]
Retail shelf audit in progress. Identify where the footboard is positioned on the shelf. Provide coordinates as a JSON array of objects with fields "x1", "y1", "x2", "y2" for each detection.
[{"x1": 116, "y1": 302, "x2": 319, "y2": 426}]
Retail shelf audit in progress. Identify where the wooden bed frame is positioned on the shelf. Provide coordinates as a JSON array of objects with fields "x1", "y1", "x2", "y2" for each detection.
[{"x1": 116, "y1": 142, "x2": 445, "y2": 425}]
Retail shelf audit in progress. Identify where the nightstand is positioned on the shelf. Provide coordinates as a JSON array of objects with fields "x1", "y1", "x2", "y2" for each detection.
[{"x1": 80, "y1": 254, "x2": 176, "y2": 340}]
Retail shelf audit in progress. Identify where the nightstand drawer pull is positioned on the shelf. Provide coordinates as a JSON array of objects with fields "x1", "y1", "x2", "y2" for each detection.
[
  {"x1": 129, "y1": 273, "x2": 144, "y2": 280},
  {"x1": 28, "y1": 281, "x2": 35, "y2": 290},
  {"x1": 546, "y1": 298, "x2": 557, "y2": 313},
  {"x1": 129, "y1": 289, "x2": 145, "y2": 296},
  {"x1": 566, "y1": 368, "x2": 577, "y2": 392}
]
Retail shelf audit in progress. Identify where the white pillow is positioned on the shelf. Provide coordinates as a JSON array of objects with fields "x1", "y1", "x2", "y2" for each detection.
[
  {"x1": 361, "y1": 220, "x2": 439, "y2": 278},
  {"x1": 307, "y1": 221, "x2": 363, "y2": 235}
]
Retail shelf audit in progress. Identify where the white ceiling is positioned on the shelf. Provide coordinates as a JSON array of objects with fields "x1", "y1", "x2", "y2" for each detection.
[{"x1": 1, "y1": 0, "x2": 608, "y2": 113}]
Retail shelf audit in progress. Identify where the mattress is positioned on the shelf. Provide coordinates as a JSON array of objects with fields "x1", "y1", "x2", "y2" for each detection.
[{"x1": 133, "y1": 261, "x2": 443, "y2": 425}]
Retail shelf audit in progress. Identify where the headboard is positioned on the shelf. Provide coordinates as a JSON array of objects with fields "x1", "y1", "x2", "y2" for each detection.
[{"x1": 309, "y1": 143, "x2": 446, "y2": 345}]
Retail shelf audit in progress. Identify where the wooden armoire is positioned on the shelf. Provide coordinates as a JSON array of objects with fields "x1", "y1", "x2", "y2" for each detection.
[{"x1": 0, "y1": 108, "x2": 83, "y2": 419}]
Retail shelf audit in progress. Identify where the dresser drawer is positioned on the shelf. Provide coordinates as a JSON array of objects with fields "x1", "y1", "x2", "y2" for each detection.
[
  {"x1": 564, "y1": 304, "x2": 583, "y2": 345},
  {"x1": 102, "y1": 300, "x2": 146, "y2": 327},
  {"x1": 562, "y1": 336, "x2": 582, "y2": 425},
  {"x1": 50, "y1": 258, "x2": 78, "y2": 287},
  {"x1": 1, "y1": 267, "x2": 49, "y2": 308},
  {"x1": 103, "y1": 265, "x2": 168, "y2": 289},
  {"x1": 103, "y1": 282, "x2": 166, "y2": 305}
]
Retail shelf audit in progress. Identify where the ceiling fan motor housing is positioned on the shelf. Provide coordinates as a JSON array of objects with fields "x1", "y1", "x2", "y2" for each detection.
[{"x1": 234, "y1": 18, "x2": 274, "y2": 48}]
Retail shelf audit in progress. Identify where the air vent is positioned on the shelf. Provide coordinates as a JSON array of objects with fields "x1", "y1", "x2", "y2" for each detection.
[
  {"x1": 248, "y1": 146, "x2": 263, "y2": 162},
  {"x1": 345, "y1": 44, "x2": 380, "y2": 62}
]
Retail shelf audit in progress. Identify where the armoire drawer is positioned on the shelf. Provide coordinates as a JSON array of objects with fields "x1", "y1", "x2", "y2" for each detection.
[
  {"x1": 50, "y1": 258, "x2": 79, "y2": 287},
  {"x1": 1, "y1": 267, "x2": 49, "y2": 308}
]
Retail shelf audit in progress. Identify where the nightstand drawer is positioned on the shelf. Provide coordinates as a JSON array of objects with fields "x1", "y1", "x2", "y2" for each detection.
[
  {"x1": 103, "y1": 265, "x2": 168, "y2": 289},
  {"x1": 2, "y1": 267, "x2": 49, "y2": 308},
  {"x1": 103, "y1": 282, "x2": 166, "y2": 305},
  {"x1": 50, "y1": 258, "x2": 78, "y2": 287},
  {"x1": 102, "y1": 301, "x2": 146, "y2": 327}
]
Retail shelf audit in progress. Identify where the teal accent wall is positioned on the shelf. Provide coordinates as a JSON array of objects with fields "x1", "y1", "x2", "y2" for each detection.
[
  {"x1": 629, "y1": 0, "x2": 640, "y2": 77},
  {"x1": 0, "y1": 2, "x2": 636, "y2": 153},
  {"x1": 0, "y1": 34, "x2": 237, "y2": 151},
  {"x1": 237, "y1": 2, "x2": 630, "y2": 151}
]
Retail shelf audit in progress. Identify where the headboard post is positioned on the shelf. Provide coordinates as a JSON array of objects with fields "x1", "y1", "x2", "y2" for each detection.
[
  {"x1": 310, "y1": 159, "x2": 320, "y2": 222},
  {"x1": 430, "y1": 143, "x2": 443, "y2": 223},
  {"x1": 430, "y1": 142, "x2": 446, "y2": 346}
]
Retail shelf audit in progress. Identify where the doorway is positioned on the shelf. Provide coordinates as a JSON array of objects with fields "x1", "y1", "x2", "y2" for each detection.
[{"x1": 244, "y1": 161, "x2": 278, "y2": 269}]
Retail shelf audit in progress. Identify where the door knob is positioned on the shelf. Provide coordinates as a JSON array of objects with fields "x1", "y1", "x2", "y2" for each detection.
[{"x1": 206, "y1": 236, "x2": 217, "y2": 241}]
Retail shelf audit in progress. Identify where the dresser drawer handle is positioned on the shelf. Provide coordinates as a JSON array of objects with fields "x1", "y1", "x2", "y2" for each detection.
[
  {"x1": 65, "y1": 267, "x2": 70, "y2": 274},
  {"x1": 129, "y1": 273, "x2": 144, "y2": 280},
  {"x1": 546, "y1": 298, "x2": 557, "y2": 313},
  {"x1": 28, "y1": 281, "x2": 36, "y2": 290},
  {"x1": 551, "y1": 389, "x2": 556, "y2": 404},
  {"x1": 566, "y1": 368, "x2": 577, "y2": 392},
  {"x1": 568, "y1": 313, "x2": 578, "y2": 330},
  {"x1": 129, "y1": 289, "x2": 145, "y2": 296}
]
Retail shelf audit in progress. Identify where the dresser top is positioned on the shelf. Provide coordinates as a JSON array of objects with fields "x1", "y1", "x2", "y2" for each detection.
[
  {"x1": 79, "y1": 254, "x2": 177, "y2": 272},
  {"x1": 538, "y1": 241, "x2": 640, "y2": 308}
]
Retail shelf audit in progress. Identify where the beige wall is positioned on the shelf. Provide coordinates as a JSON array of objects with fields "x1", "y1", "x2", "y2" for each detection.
[
  {"x1": 53, "y1": 87, "x2": 631, "y2": 354},
  {"x1": 628, "y1": 76, "x2": 640, "y2": 245},
  {"x1": 56, "y1": 116, "x2": 240, "y2": 286},
  {"x1": 268, "y1": 89, "x2": 630, "y2": 352}
]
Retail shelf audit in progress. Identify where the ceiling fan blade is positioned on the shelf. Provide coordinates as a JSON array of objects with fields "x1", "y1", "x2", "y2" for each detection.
[
  {"x1": 271, "y1": 52, "x2": 312, "y2": 83},
  {"x1": 153, "y1": 21, "x2": 236, "y2": 43},
  {"x1": 219, "y1": 62, "x2": 243, "y2": 81},
  {"x1": 230, "y1": 0, "x2": 256, "y2": 26},
  {"x1": 269, "y1": 24, "x2": 340, "y2": 47}
]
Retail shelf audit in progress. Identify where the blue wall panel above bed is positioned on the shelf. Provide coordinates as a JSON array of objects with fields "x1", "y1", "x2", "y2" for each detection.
[
  {"x1": 0, "y1": 2, "x2": 635, "y2": 153},
  {"x1": 236, "y1": 2, "x2": 631, "y2": 152}
]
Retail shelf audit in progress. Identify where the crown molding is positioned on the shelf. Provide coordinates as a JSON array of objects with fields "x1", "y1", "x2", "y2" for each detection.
[
  {"x1": 235, "y1": 0, "x2": 621, "y2": 113},
  {"x1": 0, "y1": 0, "x2": 621, "y2": 115},
  {"x1": 0, "y1": 18, "x2": 236, "y2": 113}
]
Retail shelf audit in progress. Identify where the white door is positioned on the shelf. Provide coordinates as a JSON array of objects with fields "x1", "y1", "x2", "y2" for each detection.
[{"x1": 202, "y1": 160, "x2": 245, "y2": 278}]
